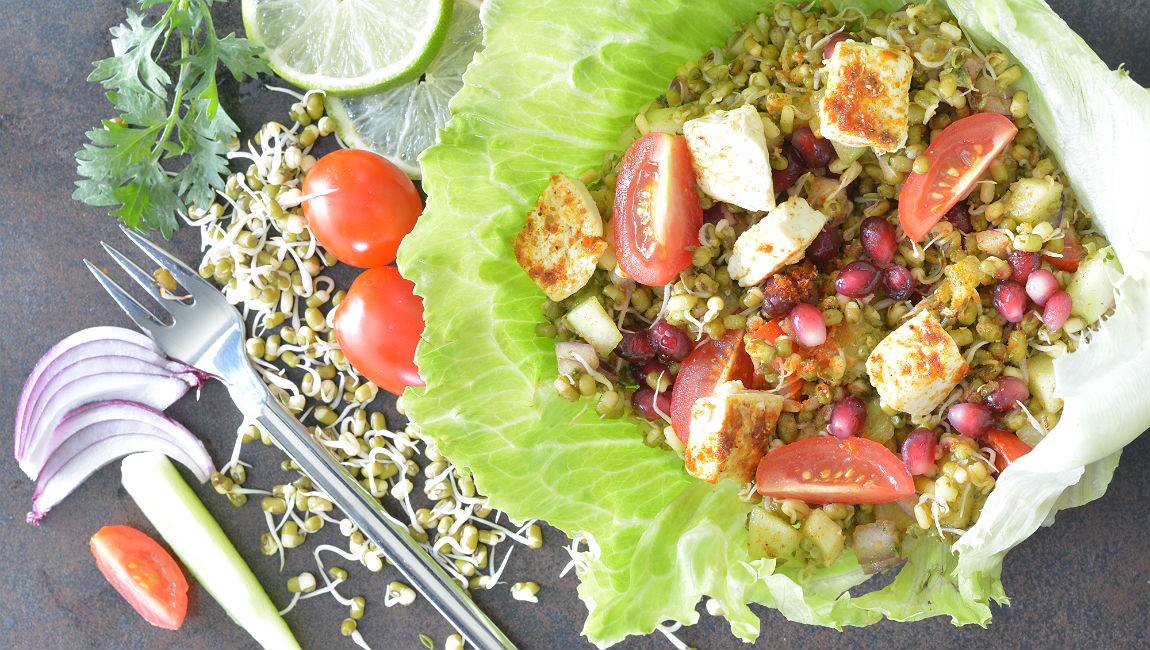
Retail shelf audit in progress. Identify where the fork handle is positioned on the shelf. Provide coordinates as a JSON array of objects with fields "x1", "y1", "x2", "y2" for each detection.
[{"x1": 246, "y1": 388, "x2": 517, "y2": 650}]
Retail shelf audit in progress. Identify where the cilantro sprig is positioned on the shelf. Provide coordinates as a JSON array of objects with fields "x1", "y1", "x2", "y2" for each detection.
[{"x1": 75, "y1": 0, "x2": 267, "y2": 236}]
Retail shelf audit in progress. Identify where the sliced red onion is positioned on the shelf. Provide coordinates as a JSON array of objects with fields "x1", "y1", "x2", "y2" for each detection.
[
  {"x1": 19, "y1": 363, "x2": 201, "y2": 479},
  {"x1": 555, "y1": 342, "x2": 600, "y2": 376},
  {"x1": 29, "y1": 401, "x2": 214, "y2": 523},
  {"x1": 852, "y1": 520, "x2": 902, "y2": 574},
  {"x1": 16, "y1": 327, "x2": 161, "y2": 458}
]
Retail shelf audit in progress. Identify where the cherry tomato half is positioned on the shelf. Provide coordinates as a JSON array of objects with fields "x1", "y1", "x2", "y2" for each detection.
[
  {"x1": 755, "y1": 436, "x2": 914, "y2": 504},
  {"x1": 333, "y1": 266, "x2": 424, "y2": 395},
  {"x1": 302, "y1": 149, "x2": 422, "y2": 268},
  {"x1": 899, "y1": 113, "x2": 1018, "y2": 241},
  {"x1": 982, "y1": 428, "x2": 1033, "y2": 472},
  {"x1": 90, "y1": 525, "x2": 188, "y2": 630},
  {"x1": 613, "y1": 132, "x2": 703, "y2": 286},
  {"x1": 670, "y1": 330, "x2": 754, "y2": 444}
]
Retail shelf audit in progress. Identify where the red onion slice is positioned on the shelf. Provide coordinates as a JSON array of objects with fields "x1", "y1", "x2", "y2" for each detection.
[
  {"x1": 29, "y1": 401, "x2": 214, "y2": 523},
  {"x1": 16, "y1": 327, "x2": 160, "y2": 457},
  {"x1": 19, "y1": 366, "x2": 201, "y2": 479}
]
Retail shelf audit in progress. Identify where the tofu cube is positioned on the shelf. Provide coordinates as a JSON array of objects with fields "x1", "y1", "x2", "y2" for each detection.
[
  {"x1": 683, "y1": 105, "x2": 775, "y2": 212},
  {"x1": 685, "y1": 381, "x2": 785, "y2": 484},
  {"x1": 865, "y1": 311, "x2": 969, "y2": 417},
  {"x1": 728, "y1": 197, "x2": 828, "y2": 287},
  {"x1": 818, "y1": 41, "x2": 913, "y2": 153},
  {"x1": 514, "y1": 174, "x2": 607, "y2": 301}
]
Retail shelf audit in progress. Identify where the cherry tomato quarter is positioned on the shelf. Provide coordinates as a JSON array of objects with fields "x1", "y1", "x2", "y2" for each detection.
[
  {"x1": 613, "y1": 132, "x2": 703, "y2": 286},
  {"x1": 669, "y1": 330, "x2": 754, "y2": 444},
  {"x1": 899, "y1": 113, "x2": 1017, "y2": 241},
  {"x1": 302, "y1": 149, "x2": 422, "y2": 268},
  {"x1": 755, "y1": 436, "x2": 915, "y2": 504},
  {"x1": 982, "y1": 428, "x2": 1033, "y2": 472},
  {"x1": 333, "y1": 266, "x2": 425, "y2": 395},
  {"x1": 90, "y1": 525, "x2": 188, "y2": 630}
]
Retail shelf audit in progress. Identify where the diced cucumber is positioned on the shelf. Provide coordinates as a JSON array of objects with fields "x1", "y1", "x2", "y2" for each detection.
[
  {"x1": 747, "y1": 506, "x2": 801, "y2": 560},
  {"x1": 831, "y1": 140, "x2": 866, "y2": 165},
  {"x1": 564, "y1": 296, "x2": 622, "y2": 355},
  {"x1": 872, "y1": 501, "x2": 914, "y2": 530},
  {"x1": 644, "y1": 106, "x2": 685, "y2": 135},
  {"x1": 1067, "y1": 246, "x2": 1121, "y2": 324},
  {"x1": 1004, "y1": 176, "x2": 1063, "y2": 222},
  {"x1": 1028, "y1": 353, "x2": 1062, "y2": 413},
  {"x1": 121, "y1": 453, "x2": 300, "y2": 650},
  {"x1": 801, "y1": 507, "x2": 845, "y2": 564}
]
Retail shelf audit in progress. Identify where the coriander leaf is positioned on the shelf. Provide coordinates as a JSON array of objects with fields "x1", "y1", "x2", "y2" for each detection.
[{"x1": 74, "y1": 0, "x2": 267, "y2": 236}]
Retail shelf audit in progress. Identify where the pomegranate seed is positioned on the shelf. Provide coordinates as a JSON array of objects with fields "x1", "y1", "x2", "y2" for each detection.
[
  {"x1": 806, "y1": 227, "x2": 842, "y2": 270},
  {"x1": 834, "y1": 260, "x2": 880, "y2": 298},
  {"x1": 790, "y1": 126, "x2": 835, "y2": 168},
  {"x1": 993, "y1": 280, "x2": 1027, "y2": 323},
  {"x1": 703, "y1": 202, "x2": 733, "y2": 225},
  {"x1": 1008, "y1": 250, "x2": 1041, "y2": 284},
  {"x1": 984, "y1": 376, "x2": 1030, "y2": 412},
  {"x1": 788, "y1": 303, "x2": 827, "y2": 347},
  {"x1": 901, "y1": 428, "x2": 938, "y2": 475},
  {"x1": 945, "y1": 204, "x2": 972, "y2": 233},
  {"x1": 772, "y1": 145, "x2": 807, "y2": 191},
  {"x1": 632, "y1": 387, "x2": 671, "y2": 421},
  {"x1": 823, "y1": 32, "x2": 852, "y2": 60},
  {"x1": 881, "y1": 264, "x2": 915, "y2": 301},
  {"x1": 646, "y1": 321, "x2": 692, "y2": 362},
  {"x1": 638, "y1": 359, "x2": 675, "y2": 380},
  {"x1": 761, "y1": 275, "x2": 800, "y2": 318},
  {"x1": 828, "y1": 395, "x2": 867, "y2": 438},
  {"x1": 860, "y1": 217, "x2": 897, "y2": 265},
  {"x1": 616, "y1": 331, "x2": 655, "y2": 362},
  {"x1": 948, "y1": 402, "x2": 994, "y2": 438},
  {"x1": 1025, "y1": 269, "x2": 1060, "y2": 306},
  {"x1": 1042, "y1": 290, "x2": 1073, "y2": 331}
]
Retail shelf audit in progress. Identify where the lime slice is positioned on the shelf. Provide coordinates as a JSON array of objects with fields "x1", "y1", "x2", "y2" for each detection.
[
  {"x1": 242, "y1": 0, "x2": 452, "y2": 95},
  {"x1": 324, "y1": 0, "x2": 483, "y2": 178}
]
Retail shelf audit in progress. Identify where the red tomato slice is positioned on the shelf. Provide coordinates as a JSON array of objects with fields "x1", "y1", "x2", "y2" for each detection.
[
  {"x1": 755, "y1": 436, "x2": 914, "y2": 504},
  {"x1": 333, "y1": 266, "x2": 425, "y2": 395},
  {"x1": 982, "y1": 428, "x2": 1033, "y2": 472},
  {"x1": 302, "y1": 149, "x2": 422, "y2": 268},
  {"x1": 90, "y1": 525, "x2": 188, "y2": 630},
  {"x1": 1045, "y1": 227, "x2": 1085, "y2": 272},
  {"x1": 613, "y1": 132, "x2": 703, "y2": 286},
  {"x1": 670, "y1": 330, "x2": 754, "y2": 443},
  {"x1": 899, "y1": 113, "x2": 1018, "y2": 241}
]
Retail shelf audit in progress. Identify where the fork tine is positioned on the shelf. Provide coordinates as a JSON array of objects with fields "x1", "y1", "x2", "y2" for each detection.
[
  {"x1": 100, "y1": 242, "x2": 174, "y2": 306},
  {"x1": 118, "y1": 226, "x2": 204, "y2": 291},
  {"x1": 84, "y1": 259, "x2": 168, "y2": 333}
]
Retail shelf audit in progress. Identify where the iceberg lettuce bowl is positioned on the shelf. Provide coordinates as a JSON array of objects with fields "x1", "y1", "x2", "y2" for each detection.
[{"x1": 396, "y1": 0, "x2": 1150, "y2": 646}]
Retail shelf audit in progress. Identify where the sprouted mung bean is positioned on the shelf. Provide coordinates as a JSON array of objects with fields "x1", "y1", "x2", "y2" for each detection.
[
  {"x1": 184, "y1": 86, "x2": 545, "y2": 650},
  {"x1": 520, "y1": 0, "x2": 1117, "y2": 573}
]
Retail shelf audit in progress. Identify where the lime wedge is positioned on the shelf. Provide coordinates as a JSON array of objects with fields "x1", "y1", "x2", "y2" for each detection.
[
  {"x1": 324, "y1": 0, "x2": 482, "y2": 178},
  {"x1": 242, "y1": 0, "x2": 452, "y2": 95}
]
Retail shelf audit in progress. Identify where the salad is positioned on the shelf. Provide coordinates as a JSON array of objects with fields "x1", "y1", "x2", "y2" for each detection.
[
  {"x1": 515, "y1": 0, "x2": 1113, "y2": 571},
  {"x1": 399, "y1": 0, "x2": 1150, "y2": 646}
]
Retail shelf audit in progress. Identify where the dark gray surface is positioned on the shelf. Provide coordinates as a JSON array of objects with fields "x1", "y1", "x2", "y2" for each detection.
[{"x1": 0, "y1": 2, "x2": 1147, "y2": 649}]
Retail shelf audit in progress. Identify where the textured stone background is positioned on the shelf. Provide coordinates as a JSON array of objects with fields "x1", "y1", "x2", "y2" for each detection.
[{"x1": 0, "y1": 1, "x2": 1146, "y2": 649}]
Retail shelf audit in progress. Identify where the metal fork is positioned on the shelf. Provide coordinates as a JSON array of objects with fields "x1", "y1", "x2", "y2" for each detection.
[{"x1": 85, "y1": 226, "x2": 516, "y2": 650}]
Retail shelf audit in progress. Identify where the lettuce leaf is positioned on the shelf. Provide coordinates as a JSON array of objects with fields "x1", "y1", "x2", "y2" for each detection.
[{"x1": 398, "y1": 0, "x2": 1150, "y2": 646}]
